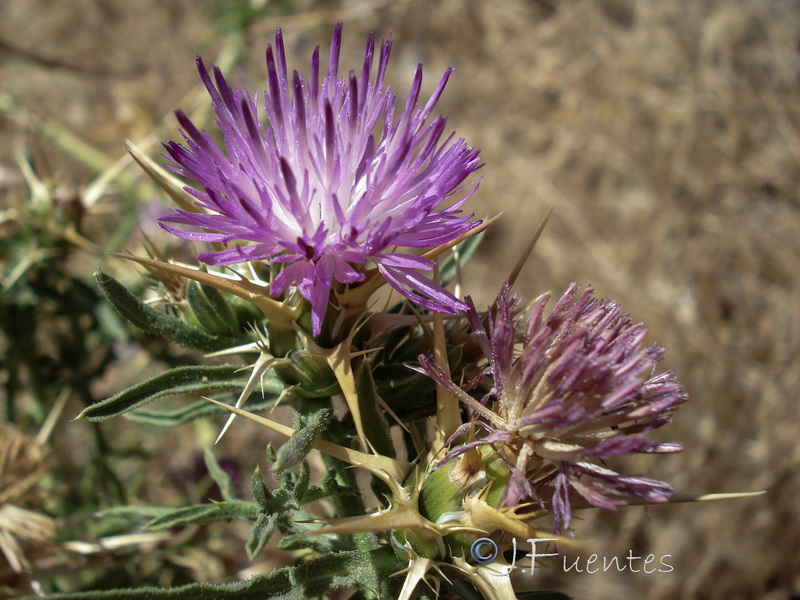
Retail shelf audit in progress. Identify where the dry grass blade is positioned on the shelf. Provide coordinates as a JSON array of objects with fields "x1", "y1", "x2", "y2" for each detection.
[{"x1": 0, "y1": 424, "x2": 55, "y2": 573}]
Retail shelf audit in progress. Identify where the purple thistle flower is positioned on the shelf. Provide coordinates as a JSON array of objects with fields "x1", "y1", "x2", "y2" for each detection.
[
  {"x1": 159, "y1": 24, "x2": 482, "y2": 335},
  {"x1": 418, "y1": 282, "x2": 686, "y2": 532}
]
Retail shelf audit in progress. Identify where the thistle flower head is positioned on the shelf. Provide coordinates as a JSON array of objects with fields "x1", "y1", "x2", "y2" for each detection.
[
  {"x1": 159, "y1": 24, "x2": 482, "y2": 334},
  {"x1": 420, "y1": 282, "x2": 686, "y2": 532}
]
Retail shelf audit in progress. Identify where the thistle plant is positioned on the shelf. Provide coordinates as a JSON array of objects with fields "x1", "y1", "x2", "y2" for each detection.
[{"x1": 47, "y1": 23, "x2": 755, "y2": 600}]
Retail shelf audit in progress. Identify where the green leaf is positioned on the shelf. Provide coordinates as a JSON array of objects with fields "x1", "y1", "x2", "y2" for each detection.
[
  {"x1": 98, "y1": 499, "x2": 261, "y2": 532},
  {"x1": 289, "y1": 546, "x2": 401, "y2": 597},
  {"x1": 16, "y1": 547, "x2": 402, "y2": 600},
  {"x1": 126, "y1": 390, "x2": 283, "y2": 426},
  {"x1": 278, "y1": 532, "x2": 338, "y2": 554},
  {"x1": 145, "y1": 500, "x2": 258, "y2": 530},
  {"x1": 354, "y1": 362, "x2": 394, "y2": 459},
  {"x1": 292, "y1": 461, "x2": 310, "y2": 504},
  {"x1": 299, "y1": 469, "x2": 344, "y2": 506},
  {"x1": 377, "y1": 346, "x2": 464, "y2": 422},
  {"x1": 246, "y1": 512, "x2": 277, "y2": 559},
  {"x1": 95, "y1": 270, "x2": 239, "y2": 351},
  {"x1": 251, "y1": 465, "x2": 271, "y2": 511},
  {"x1": 97, "y1": 505, "x2": 176, "y2": 523},
  {"x1": 79, "y1": 364, "x2": 260, "y2": 421},
  {"x1": 187, "y1": 279, "x2": 238, "y2": 336},
  {"x1": 203, "y1": 448, "x2": 237, "y2": 501},
  {"x1": 439, "y1": 229, "x2": 485, "y2": 287},
  {"x1": 272, "y1": 351, "x2": 340, "y2": 398},
  {"x1": 274, "y1": 409, "x2": 332, "y2": 472}
]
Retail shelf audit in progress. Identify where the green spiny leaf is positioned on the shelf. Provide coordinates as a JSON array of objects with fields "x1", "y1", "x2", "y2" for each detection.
[
  {"x1": 97, "y1": 505, "x2": 176, "y2": 523},
  {"x1": 279, "y1": 532, "x2": 338, "y2": 554},
  {"x1": 287, "y1": 546, "x2": 401, "y2": 597}
]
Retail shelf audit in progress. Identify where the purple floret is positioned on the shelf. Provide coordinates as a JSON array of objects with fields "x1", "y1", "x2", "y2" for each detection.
[
  {"x1": 159, "y1": 24, "x2": 482, "y2": 335},
  {"x1": 419, "y1": 282, "x2": 687, "y2": 532}
]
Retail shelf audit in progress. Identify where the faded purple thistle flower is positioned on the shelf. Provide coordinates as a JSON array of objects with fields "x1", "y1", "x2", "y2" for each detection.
[
  {"x1": 159, "y1": 24, "x2": 482, "y2": 335},
  {"x1": 419, "y1": 282, "x2": 686, "y2": 532}
]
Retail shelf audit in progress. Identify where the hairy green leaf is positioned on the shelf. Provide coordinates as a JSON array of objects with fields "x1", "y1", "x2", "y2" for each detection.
[
  {"x1": 79, "y1": 365, "x2": 262, "y2": 421},
  {"x1": 274, "y1": 409, "x2": 332, "y2": 472},
  {"x1": 97, "y1": 505, "x2": 176, "y2": 523},
  {"x1": 246, "y1": 512, "x2": 277, "y2": 559},
  {"x1": 95, "y1": 270, "x2": 239, "y2": 351},
  {"x1": 292, "y1": 461, "x2": 310, "y2": 504},
  {"x1": 187, "y1": 280, "x2": 238, "y2": 336},
  {"x1": 251, "y1": 465, "x2": 271, "y2": 511},
  {"x1": 145, "y1": 500, "x2": 258, "y2": 530},
  {"x1": 16, "y1": 547, "x2": 402, "y2": 599}
]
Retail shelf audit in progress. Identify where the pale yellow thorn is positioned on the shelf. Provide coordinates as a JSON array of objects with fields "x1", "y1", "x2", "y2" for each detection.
[
  {"x1": 203, "y1": 397, "x2": 413, "y2": 489},
  {"x1": 426, "y1": 263, "x2": 462, "y2": 465},
  {"x1": 396, "y1": 555, "x2": 440, "y2": 600},
  {"x1": 111, "y1": 253, "x2": 299, "y2": 325},
  {"x1": 505, "y1": 207, "x2": 553, "y2": 290},
  {"x1": 297, "y1": 497, "x2": 439, "y2": 539},
  {"x1": 666, "y1": 491, "x2": 766, "y2": 503},
  {"x1": 461, "y1": 489, "x2": 576, "y2": 546},
  {"x1": 125, "y1": 140, "x2": 199, "y2": 214},
  {"x1": 420, "y1": 215, "x2": 501, "y2": 261},
  {"x1": 215, "y1": 352, "x2": 276, "y2": 444},
  {"x1": 567, "y1": 490, "x2": 766, "y2": 513},
  {"x1": 451, "y1": 555, "x2": 518, "y2": 600}
]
